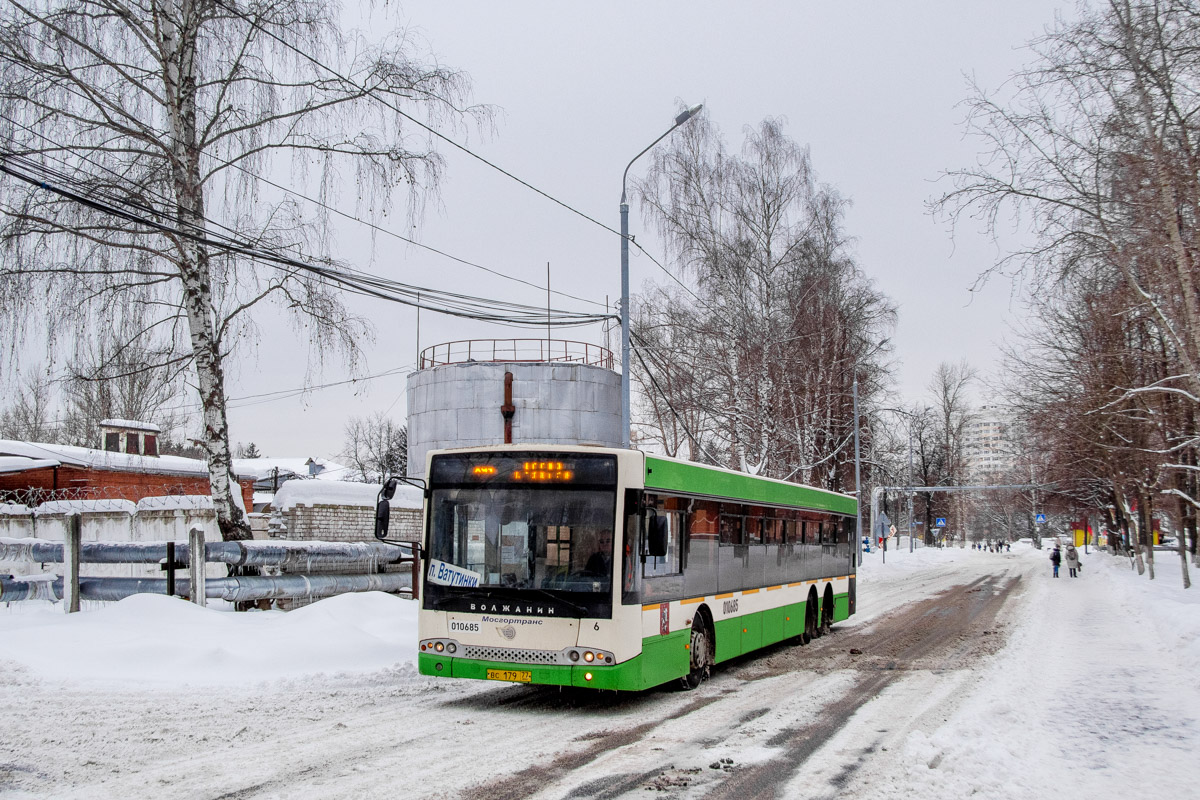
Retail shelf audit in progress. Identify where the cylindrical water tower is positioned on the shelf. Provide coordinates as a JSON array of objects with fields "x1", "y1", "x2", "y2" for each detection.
[{"x1": 406, "y1": 339, "x2": 623, "y2": 478}]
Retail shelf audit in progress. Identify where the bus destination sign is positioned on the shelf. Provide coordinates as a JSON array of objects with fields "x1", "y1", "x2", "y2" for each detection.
[{"x1": 432, "y1": 452, "x2": 617, "y2": 486}]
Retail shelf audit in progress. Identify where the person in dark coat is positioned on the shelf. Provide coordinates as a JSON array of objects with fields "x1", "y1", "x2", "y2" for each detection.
[
  {"x1": 1064, "y1": 544, "x2": 1081, "y2": 577},
  {"x1": 1050, "y1": 545, "x2": 1062, "y2": 577}
]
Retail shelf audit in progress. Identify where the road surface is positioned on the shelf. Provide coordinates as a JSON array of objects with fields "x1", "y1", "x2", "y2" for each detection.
[{"x1": 0, "y1": 554, "x2": 1029, "y2": 799}]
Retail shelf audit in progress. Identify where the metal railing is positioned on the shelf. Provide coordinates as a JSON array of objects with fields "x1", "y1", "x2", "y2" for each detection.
[{"x1": 419, "y1": 339, "x2": 614, "y2": 370}]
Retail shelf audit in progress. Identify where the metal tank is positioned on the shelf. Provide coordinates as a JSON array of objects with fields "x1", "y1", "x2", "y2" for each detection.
[{"x1": 406, "y1": 339, "x2": 622, "y2": 478}]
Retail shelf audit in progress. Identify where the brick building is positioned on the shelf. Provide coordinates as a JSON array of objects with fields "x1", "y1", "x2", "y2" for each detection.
[{"x1": 0, "y1": 437, "x2": 254, "y2": 509}]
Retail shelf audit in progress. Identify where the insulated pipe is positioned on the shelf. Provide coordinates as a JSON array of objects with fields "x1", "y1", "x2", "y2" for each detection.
[
  {"x1": 0, "y1": 539, "x2": 415, "y2": 570},
  {"x1": 0, "y1": 573, "x2": 413, "y2": 603}
]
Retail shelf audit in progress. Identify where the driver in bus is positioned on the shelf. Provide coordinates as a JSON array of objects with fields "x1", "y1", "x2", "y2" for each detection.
[{"x1": 585, "y1": 530, "x2": 613, "y2": 575}]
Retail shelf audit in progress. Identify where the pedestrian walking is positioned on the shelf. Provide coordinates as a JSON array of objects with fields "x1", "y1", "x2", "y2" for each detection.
[
  {"x1": 1050, "y1": 545, "x2": 1062, "y2": 578},
  {"x1": 1064, "y1": 544, "x2": 1081, "y2": 578}
]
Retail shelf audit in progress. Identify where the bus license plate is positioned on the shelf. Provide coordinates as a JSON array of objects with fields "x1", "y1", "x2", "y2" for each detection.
[{"x1": 486, "y1": 669, "x2": 532, "y2": 683}]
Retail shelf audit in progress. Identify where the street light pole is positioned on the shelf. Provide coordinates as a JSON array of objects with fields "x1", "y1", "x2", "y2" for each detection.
[
  {"x1": 853, "y1": 373, "x2": 862, "y2": 551},
  {"x1": 620, "y1": 104, "x2": 703, "y2": 449},
  {"x1": 908, "y1": 426, "x2": 915, "y2": 553}
]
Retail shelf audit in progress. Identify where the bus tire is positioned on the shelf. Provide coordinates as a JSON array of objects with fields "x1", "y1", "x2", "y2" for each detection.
[
  {"x1": 806, "y1": 590, "x2": 821, "y2": 641},
  {"x1": 821, "y1": 585, "x2": 835, "y2": 635},
  {"x1": 681, "y1": 608, "x2": 713, "y2": 690}
]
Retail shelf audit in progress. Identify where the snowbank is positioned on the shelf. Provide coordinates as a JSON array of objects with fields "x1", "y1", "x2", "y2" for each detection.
[{"x1": 0, "y1": 591, "x2": 417, "y2": 688}]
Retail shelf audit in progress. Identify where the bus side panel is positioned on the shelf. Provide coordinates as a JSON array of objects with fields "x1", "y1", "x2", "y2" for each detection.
[
  {"x1": 638, "y1": 629, "x2": 691, "y2": 689},
  {"x1": 833, "y1": 592, "x2": 851, "y2": 622},
  {"x1": 713, "y1": 617, "x2": 742, "y2": 663},
  {"x1": 741, "y1": 610, "x2": 763, "y2": 652},
  {"x1": 782, "y1": 602, "x2": 805, "y2": 638},
  {"x1": 762, "y1": 605, "x2": 787, "y2": 646}
]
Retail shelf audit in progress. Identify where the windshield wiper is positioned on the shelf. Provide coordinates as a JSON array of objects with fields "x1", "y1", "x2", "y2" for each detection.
[
  {"x1": 525, "y1": 587, "x2": 588, "y2": 616},
  {"x1": 431, "y1": 589, "x2": 493, "y2": 609}
]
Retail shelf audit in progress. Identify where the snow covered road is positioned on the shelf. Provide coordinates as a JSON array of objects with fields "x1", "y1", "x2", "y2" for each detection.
[{"x1": 1, "y1": 544, "x2": 1196, "y2": 799}]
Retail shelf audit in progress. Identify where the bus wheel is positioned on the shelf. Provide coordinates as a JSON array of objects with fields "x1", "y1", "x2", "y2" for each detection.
[
  {"x1": 681, "y1": 614, "x2": 712, "y2": 690},
  {"x1": 807, "y1": 593, "x2": 822, "y2": 639},
  {"x1": 821, "y1": 587, "x2": 834, "y2": 635}
]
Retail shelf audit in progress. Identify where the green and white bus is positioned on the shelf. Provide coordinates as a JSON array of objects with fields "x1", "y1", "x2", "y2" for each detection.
[{"x1": 392, "y1": 444, "x2": 856, "y2": 691}]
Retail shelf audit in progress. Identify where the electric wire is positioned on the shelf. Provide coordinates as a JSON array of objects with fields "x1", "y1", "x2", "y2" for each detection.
[
  {"x1": 208, "y1": 0, "x2": 702, "y2": 304},
  {"x1": 0, "y1": 91, "x2": 603, "y2": 310},
  {"x1": 0, "y1": 151, "x2": 614, "y2": 327}
]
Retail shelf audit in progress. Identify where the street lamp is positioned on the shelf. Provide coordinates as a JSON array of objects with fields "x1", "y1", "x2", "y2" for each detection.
[{"x1": 619, "y1": 103, "x2": 703, "y2": 449}]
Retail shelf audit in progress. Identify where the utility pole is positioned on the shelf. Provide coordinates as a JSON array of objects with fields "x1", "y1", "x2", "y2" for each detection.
[{"x1": 907, "y1": 426, "x2": 914, "y2": 553}]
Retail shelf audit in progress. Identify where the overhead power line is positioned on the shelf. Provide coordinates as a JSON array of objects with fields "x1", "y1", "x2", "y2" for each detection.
[
  {"x1": 0, "y1": 152, "x2": 614, "y2": 328},
  {"x1": 209, "y1": 0, "x2": 701, "y2": 303}
]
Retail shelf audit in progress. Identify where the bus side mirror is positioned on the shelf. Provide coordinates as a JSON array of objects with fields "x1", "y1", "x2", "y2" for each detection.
[
  {"x1": 648, "y1": 516, "x2": 669, "y2": 558},
  {"x1": 374, "y1": 498, "x2": 391, "y2": 539},
  {"x1": 381, "y1": 476, "x2": 399, "y2": 500}
]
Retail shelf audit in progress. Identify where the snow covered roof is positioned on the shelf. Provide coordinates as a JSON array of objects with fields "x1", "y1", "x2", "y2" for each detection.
[
  {"x1": 0, "y1": 439, "x2": 254, "y2": 480},
  {"x1": 0, "y1": 456, "x2": 60, "y2": 474},
  {"x1": 232, "y1": 456, "x2": 354, "y2": 481},
  {"x1": 99, "y1": 419, "x2": 162, "y2": 433},
  {"x1": 271, "y1": 479, "x2": 423, "y2": 511}
]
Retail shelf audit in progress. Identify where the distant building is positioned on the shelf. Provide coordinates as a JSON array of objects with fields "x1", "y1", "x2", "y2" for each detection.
[{"x1": 964, "y1": 406, "x2": 1015, "y2": 479}]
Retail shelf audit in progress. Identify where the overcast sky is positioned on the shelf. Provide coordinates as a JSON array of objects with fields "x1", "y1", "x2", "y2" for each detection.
[{"x1": 221, "y1": 1, "x2": 1073, "y2": 460}]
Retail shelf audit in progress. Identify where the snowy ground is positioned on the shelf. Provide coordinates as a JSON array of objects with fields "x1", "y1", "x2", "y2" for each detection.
[{"x1": 1, "y1": 543, "x2": 1197, "y2": 798}]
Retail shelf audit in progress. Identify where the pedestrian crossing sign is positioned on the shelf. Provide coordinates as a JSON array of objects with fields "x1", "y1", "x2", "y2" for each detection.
[
  {"x1": 1036, "y1": 513, "x2": 1046, "y2": 524},
  {"x1": 935, "y1": 518, "x2": 946, "y2": 527}
]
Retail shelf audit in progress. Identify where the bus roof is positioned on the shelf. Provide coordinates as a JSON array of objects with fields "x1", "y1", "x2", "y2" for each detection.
[{"x1": 644, "y1": 453, "x2": 856, "y2": 515}]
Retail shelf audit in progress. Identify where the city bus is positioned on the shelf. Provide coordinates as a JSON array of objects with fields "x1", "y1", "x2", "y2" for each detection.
[{"x1": 380, "y1": 444, "x2": 856, "y2": 691}]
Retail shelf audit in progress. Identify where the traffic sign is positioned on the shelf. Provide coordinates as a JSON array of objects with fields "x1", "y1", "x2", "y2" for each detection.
[
  {"x1": 1036, "y1": 513, "x2": 1046, "y2": 524},
  {"x1": 935, "y1": 517, "x2": 946, "y2": 527}
]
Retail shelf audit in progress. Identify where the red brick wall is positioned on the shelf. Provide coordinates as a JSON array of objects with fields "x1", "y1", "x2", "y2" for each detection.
[{"x1": 0, "y1": 465, "x2": 254, "y2": 509}]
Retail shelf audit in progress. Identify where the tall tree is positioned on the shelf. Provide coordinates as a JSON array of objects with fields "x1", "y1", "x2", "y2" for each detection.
[
  {"x1": 341, "y1": 411, "x2": 406, "y2": 482},
  {"x1": 632, "y1": 116, "x2": 895, "y2": 490},
  {"x1": 0, "y1": 1, "x2": 484, "y2": 538}
]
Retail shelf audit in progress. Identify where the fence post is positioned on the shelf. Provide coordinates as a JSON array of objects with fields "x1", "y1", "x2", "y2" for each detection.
[
  {"x1": 188, "y1": 527, "x2": 206, "y2": 607},
  {"x1": 64, "y1": 512, "x2": 81, "y2": 613}
]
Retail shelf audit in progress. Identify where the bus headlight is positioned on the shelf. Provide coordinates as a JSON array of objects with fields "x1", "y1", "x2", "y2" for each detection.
[
  {"x1": 583, "y1": 651, "x2": 594, "y2": 662},
  {"x1": 435, "y1": 642, "x2": 444, "y2": 652},
  {"x1": 569, "y1": 650, "x2": 580, "y2": 662}
]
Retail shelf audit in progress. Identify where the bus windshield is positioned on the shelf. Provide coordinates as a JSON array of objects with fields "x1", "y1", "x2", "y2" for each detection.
[{"x1": 425, "y1": 453, "x2": 618, "y2": 605}]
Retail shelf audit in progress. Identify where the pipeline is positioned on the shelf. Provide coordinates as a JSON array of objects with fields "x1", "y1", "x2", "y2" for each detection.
[
  {"x1": 0, "y1": 573, "x2": 412, "y2": 603},
  {"x1": 0, "y1": 537, "x2": 416, "y2": 569}
]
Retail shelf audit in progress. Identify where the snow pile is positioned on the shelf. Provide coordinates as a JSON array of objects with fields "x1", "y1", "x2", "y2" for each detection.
[
  {"x1": 271, "y1": 479, "x2": 423, "y2": 511},
  {"x1": 0, "y1": 591, "x2": 417, "y2": 688},
  {"x1": 271, "y1": 479, "x2": 381, "y2": 510}
]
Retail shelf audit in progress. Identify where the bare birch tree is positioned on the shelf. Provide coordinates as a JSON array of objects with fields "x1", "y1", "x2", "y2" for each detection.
[
  {"x1": 632, "y1": 116, "x2": 894, "y2": 491},
  {"x1": 0, "y1": 1, "x2": 485, "y2": 538},
  {"x1": 341, "y1": 411, "x2": 406, "y2": 482}
]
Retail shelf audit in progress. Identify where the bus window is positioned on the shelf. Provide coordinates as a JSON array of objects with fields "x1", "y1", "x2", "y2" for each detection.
[
  {"x1": 683, "y1": 499, "x2": 719, "y2": 599},
  {"x1": 719, "y1": 503, "x2": 744, "y2": 545},
  {"x1": 643, "y1": 495, "x2": 683, "y2": 577},
  {"x1": 745, "y1": 507, "x2": 764, "y2": 545}
]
